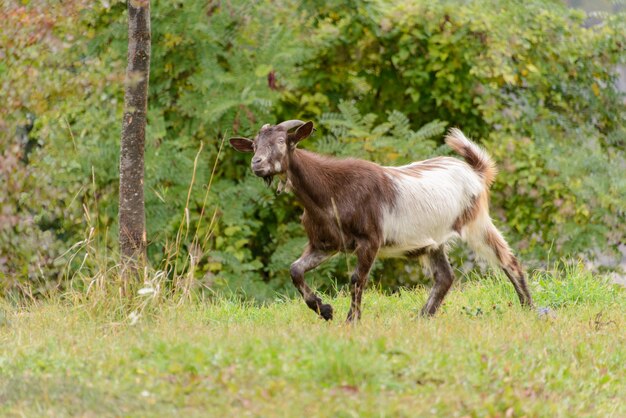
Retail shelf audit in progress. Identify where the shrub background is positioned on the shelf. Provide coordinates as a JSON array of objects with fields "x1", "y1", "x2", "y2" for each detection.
[{"x1": 1, "y1": 0, "x2": 624, "y2": 298}]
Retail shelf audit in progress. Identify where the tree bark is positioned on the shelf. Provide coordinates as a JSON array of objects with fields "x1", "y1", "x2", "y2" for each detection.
[{"x1": 119, "y1": 0, "x2": 150, "y2": 273}]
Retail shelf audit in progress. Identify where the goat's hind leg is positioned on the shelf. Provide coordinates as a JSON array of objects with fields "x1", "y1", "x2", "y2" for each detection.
[
  {"x1": 290, "y1": 246, "x2": 334, "y2": 320},
  {"x1": 468, "y1": 222, "x2": 533, "y2": 308},
  {"x1": 419, "y1": 246, "x2": 455, "y2": 316}
]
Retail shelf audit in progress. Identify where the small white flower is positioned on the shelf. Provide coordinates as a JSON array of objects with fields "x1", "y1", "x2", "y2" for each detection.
[
  {"x1": 128, "y1": 311, "x2": 140, "y2": 325},
  {"x1": 138, "y1": 287, "x2": 155, "y2": 296}
]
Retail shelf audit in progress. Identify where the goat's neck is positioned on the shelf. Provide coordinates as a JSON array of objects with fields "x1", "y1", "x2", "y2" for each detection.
[{"x1": 286, "y1": 149, "x2": 333, "y2": 211}]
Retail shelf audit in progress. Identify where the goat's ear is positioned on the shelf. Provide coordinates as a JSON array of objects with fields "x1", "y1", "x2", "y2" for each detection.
[
  {"x1": 288, "y1": 121, "x2": 314, "y2": 146},
  {"x1": 229, "y1": 137, "x2": 254, "y2": 153}
]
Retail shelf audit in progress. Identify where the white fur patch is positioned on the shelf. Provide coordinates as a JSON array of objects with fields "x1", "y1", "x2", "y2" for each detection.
[{"x1": 380, "y1": 162, "x2": 484, "y2": 254}]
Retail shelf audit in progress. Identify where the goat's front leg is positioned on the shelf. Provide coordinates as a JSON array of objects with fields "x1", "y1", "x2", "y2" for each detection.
[
  {"x1": 290, "y1": 245, "x2": 333, "y2": 320},
  {"x1": 346, "y1": 243, "x2": 378, "y2": 323}
]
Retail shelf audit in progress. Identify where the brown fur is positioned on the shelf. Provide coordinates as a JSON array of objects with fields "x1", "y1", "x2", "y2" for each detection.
[
  {"x1": 284, "y1": 147, "x2": 397, "y2": 322},
  {"x1": 405, "y1": 247, "x2": 429, "y2": 258},
  {"x1": 289, "y1": 149, "x2": 396, "y2": 253},
  {"x1": 387, "y1": 157, "x2": 451, "y2": 179},
  {"x1": 420, "y1": 247, "x2": 455, "y2": 316},
  {"x1": 452, "y1": 191, "x2": 489, "y2": 233}
]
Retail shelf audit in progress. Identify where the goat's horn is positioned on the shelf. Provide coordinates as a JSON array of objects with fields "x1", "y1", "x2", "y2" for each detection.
[{"x1": 276, "y1": 120, "x2": 306, "y2": 131}]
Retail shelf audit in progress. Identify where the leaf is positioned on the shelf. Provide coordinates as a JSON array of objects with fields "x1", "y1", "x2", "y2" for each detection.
[
  {"x1": 526, "y1": 63, "x2": 539, "y2": 73},
  {"x1": 254, "y1": 64, "x2": 273, "y2": 78}
]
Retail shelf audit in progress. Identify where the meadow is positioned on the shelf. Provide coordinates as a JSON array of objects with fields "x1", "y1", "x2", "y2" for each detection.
[
  {"x1": 1, "y1": 265, "x2": 624, "y2": 417},
  {"x1": 3, "y1": 2, "x2": 625, "y2": 416}
]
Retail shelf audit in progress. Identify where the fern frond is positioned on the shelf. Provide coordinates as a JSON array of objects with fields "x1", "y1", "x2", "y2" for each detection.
[
  {"x1": 412, "y1": 119, "x2": 447, "y2": 142},
  {"x1": 388, "y1": 110, "x2": 411, "y2": 138}
]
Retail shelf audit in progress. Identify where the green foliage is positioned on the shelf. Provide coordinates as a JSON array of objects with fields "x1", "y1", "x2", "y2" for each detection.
[
  {"x1": 1, "y1": 0, "x2": 625, "y2": 298},
  {"x1": 318, "y1": 101, "x2": 444, "y2": 162},
  {"x1": 0, "y1": 1, "x2": 99, "y2": 293},
  {"x1": 295, "y1": 0, "x2": 626, "y2": 261}
]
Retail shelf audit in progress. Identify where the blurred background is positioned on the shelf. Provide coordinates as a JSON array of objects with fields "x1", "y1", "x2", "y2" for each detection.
[{"x1": 1, "y1": 0, "x2": 624, "y2": 300}]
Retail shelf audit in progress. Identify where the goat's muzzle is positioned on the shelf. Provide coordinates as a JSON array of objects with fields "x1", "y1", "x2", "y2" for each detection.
[
  {"x1": 249, "y1": 162, "x2": 273, "y2": 187},
  {"x1": 252, "y1": 164, "x2": 269, "y2": 176}
]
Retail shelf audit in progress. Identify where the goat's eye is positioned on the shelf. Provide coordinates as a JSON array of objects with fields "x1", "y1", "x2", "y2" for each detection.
[{"x1": 278, "y1": 137, "x2": 286, "y2": 144}]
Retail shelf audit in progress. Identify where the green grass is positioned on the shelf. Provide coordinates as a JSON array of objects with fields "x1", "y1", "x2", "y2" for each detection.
[{"x1": 1, "y1": 266, "x2": 625, "y2": 417}]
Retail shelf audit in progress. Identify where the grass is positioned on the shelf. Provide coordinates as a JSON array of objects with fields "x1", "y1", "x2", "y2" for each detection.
[{"x1": 1, "y1": 266, "x2": 625, "y2": 417}]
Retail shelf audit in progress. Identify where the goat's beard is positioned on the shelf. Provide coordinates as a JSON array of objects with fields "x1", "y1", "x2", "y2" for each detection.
[{"x1": 262, "y1": 175, "x2": 274, "y2": 187}]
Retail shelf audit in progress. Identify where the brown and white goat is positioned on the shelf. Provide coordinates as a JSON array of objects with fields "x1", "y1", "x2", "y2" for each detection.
[{"x1": 230, "y1": 120, "x2": 532, "y2": 322}]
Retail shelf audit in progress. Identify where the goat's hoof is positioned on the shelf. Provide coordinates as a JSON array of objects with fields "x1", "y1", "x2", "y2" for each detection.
[
  {"x1": 345, "y1": 311, "x2": 360, "y2": 324},
  {"x1": 418, "y1": 308, "x2": 435, "y2": 318},
  {"x1": 319, "y1": 304, "x2": 333, "y2": 321}
]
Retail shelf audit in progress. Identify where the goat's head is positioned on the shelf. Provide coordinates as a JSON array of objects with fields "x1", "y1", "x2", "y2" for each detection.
[{"x1": 229, "y1": 120, "x2": 314, "y2": 185}]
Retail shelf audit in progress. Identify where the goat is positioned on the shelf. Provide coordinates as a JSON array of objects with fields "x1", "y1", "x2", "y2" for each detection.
[{"x1": 230, "y1": 120, "x2": 533, "y2": 322}]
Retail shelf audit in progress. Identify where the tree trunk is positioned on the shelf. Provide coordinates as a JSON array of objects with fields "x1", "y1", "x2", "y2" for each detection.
[{"x1": 119, "y1": 0, "x2": 150, "y2": 274}]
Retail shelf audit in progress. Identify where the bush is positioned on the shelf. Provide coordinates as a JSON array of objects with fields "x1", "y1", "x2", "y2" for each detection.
[{"x1": 1, "y1": 0, "x2": 624, "y2": 298}]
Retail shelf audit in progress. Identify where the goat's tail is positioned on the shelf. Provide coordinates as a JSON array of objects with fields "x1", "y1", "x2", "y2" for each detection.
[{"x1": 445, "y1": 128, "x2": 497, "y2": 187}]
